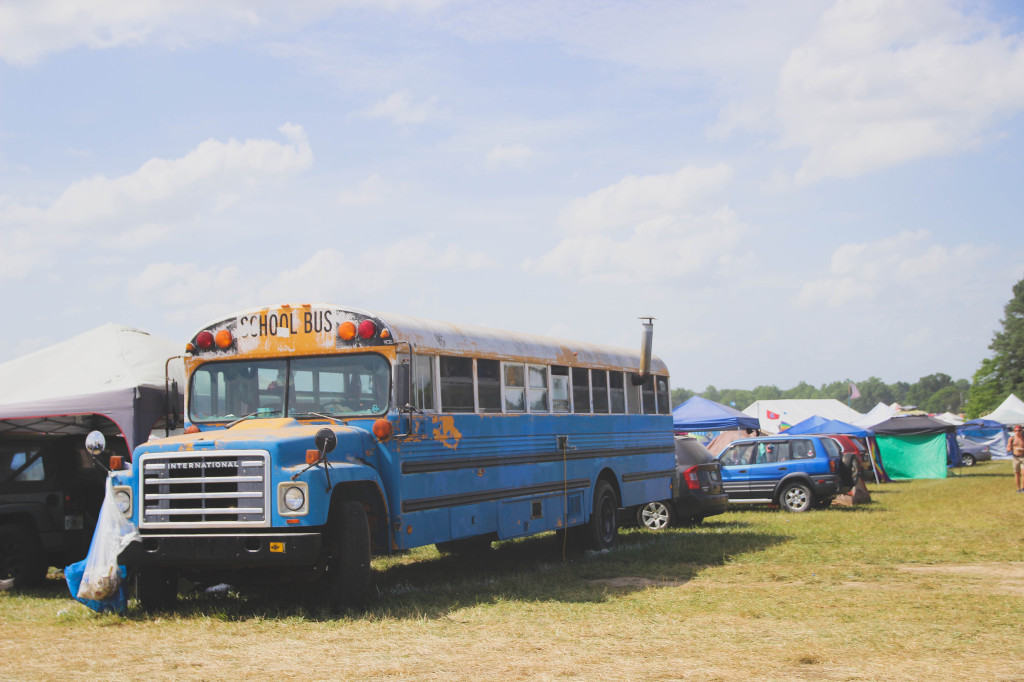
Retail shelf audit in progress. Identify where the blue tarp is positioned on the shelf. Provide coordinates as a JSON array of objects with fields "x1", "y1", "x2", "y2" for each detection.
[
  {"x1": 780, "y1": 416, "x2": 872, "y2": 437},
  {"x1": 673, "y1": 396, "x2": 760, "y2": 431}
]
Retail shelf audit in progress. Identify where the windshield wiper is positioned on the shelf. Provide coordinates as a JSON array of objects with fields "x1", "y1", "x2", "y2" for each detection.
[
  {"x1": 291, "y1": 411, "x2": 348, "y2": 423},
  {"x1": 224, "y1": 409, "x2": 282, "y2": 428}
]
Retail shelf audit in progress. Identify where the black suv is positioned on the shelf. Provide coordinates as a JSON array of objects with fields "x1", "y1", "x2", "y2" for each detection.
[
  {"x1": 0, "y1": 435, "x2": 114, "y2": 588},
  {"x1": 635, "y1": 436, "x2": 729, "y2": 529}
]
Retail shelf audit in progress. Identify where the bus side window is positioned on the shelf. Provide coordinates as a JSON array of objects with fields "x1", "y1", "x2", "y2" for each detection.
[
  {"x1": 504, "y1": 363, "x2": 526, "y2": 412},
  {"x1": 527, "y1": 365, "x2": 549, "y2": 412},
  {"x1": 477, "y1": 359, "x2": 501, "y2": 412},
  {"x1": 551, "y1": 366, "x2": 570, "y2": 413},
  {"x1": 592, "y1": 370, "x2": 609, "y2": 413},
  {"x1": 440, "y1": 356, "x2": 474, "y2": 413},
  {"x1": 398, "y1": 354, "x2": 435, "y2": 411},
  {"x1": 609, "y1": 372, "x2": 626, "y2": 413},
  {"x1": 572, "y1": 367, "x2": 590, "y2": 413}
]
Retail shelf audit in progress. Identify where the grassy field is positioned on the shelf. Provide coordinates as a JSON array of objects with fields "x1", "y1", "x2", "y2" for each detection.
[{"x1": 2, "y1": 461, "x2": 1023, "y2": 681}]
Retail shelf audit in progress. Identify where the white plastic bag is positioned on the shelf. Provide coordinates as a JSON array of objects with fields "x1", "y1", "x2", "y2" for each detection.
[{"x1": 77, "y1": 478, "x2": 140, "y2": 601}]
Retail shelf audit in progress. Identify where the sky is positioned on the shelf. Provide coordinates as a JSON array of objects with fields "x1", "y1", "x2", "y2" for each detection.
[{"x1": 1, "y1": 0, "x2": 1023, "y2": 393}]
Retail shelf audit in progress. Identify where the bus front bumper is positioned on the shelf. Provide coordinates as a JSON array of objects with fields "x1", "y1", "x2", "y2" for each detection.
[{"x1": 119, "y1": 532, "x2": 323, "y2": 568}]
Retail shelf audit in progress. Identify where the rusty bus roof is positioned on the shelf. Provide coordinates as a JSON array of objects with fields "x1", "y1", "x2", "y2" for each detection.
[{"x1": 200, "y1": 303, "x2": 669, "y2": 374}]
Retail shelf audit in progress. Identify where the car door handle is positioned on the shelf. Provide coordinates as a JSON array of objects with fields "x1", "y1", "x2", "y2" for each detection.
[
  {"x1": 738, "y1": 469, "x2": 747, "y2": 473},
  {"x1": 777, "y1": 466, "x2": 787, "y2": 470}
]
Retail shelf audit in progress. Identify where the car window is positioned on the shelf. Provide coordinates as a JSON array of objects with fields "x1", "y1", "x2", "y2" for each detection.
[
  {"x1": 720, "y1": 443, "x2": 755, "y2": 466},
  {"x1": 822, "y1": 438, "x2": 842, "y2": 458},
  {"x1": 1, "y1": 447, "x2": 46, "y2": 482},
  {"x1": 791, "y1": 440, "x2": 816, "y2": 460},
  {"x1": 755, "y1": 441, "x2": 791, "y2": 464}
]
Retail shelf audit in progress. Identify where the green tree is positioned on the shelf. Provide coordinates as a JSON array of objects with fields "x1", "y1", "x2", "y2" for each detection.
[
  {"x1": 670, "y1": 387, "x2": 695, "y2": 408},
  {"x1": 966, "y1": 276, "x2": 1024, "y2": 417}
]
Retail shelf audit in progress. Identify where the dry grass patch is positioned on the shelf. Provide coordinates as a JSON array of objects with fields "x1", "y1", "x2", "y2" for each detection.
[{"x1": 2, "y1": 461, "x2": 1024, "y2": 680}]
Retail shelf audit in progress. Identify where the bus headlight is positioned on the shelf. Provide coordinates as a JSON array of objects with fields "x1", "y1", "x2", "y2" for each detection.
[
  {"x1": 113, "y1": 487, "x2": 133, "y2": 517},
  {"x1": 278, "y1": 482, "x2": 309, "y2": 515}
]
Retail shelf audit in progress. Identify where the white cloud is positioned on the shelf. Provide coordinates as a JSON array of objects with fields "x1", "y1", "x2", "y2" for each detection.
[
  {"x1": 776, "y1": 0, "x2": 1024, "y2": 184},
  {"x1": 796, "y1": 229, "x2": 996, "y2": 308},
  {"x1": 527, "y1": 164, "x2": 746, "y2": 283},
  {"x1": 338, "y1": 174, "x2": 385, "y2": 206},
  {"x1": 557, "y1": 163, "x2": 733, "y2": 234},
  {"x1": 0, "y1": 124, "x2": 312, "y2": 279},
  {"x1": 362, "y1": 90, "x2": 439, "y2": 126},
  {"x1": 129, "y1": 239, "x2": 495, "y2": 325},
  {"x1": 0, "y1": 0, "x2": 455, "y2": 65},
  {"x1": 486, "y1": 144, "x2": 532, "y2": 168}
]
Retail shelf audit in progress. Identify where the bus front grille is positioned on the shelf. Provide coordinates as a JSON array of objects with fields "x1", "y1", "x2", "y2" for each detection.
[{"x1": 138, "y1": 450, "x2": 270, "y2": 529}]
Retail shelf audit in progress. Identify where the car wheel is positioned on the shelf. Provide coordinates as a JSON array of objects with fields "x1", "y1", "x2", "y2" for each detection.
[
  {"x1": 326, "y1": 500, "x2": 372, "y2": 612},
  {"x1": 636, "y1": 501, "x2": 674, "y2": 530},
  {"x1": 135, "y1": 566, "x2": 178, "y2": 611},
  {"x1": 961, "y1": 453, "x2": 976, "y2": 467},
  {"x1": 780, "y1": 482, "x2": 814, "y2": 513},
  {"x1": 0, "y1": 524, "x2": 46, "y2": 589}
]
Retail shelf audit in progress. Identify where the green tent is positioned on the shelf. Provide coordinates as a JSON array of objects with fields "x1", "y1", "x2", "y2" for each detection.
[{"x1": 872, "y1": 415, "x2": 955, "y2": 480}]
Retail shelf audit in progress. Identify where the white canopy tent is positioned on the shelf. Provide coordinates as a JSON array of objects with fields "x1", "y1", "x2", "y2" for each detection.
[
  {"x1": 743, "y1": 399, "x2": 863, "y2": 434},
  {"x1": 853, "y1": 402, "x2": 898, "y2": 428},
  {"x1": 981, "y1": 394, "x2": 1024, "y2": 426},
  {"x1": 0, "y1": 324, "x2": 185, "y2": 452}
]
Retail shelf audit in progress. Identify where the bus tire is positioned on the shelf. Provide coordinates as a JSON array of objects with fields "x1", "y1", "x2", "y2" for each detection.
[
  {"x1": 135, "y1": 565, "x2": 178, "y2": 611},
  {"x1": 327, "y1": 500, "x2": 371, "y2": 612},
  {"x1": 582, "y1": 480, "x2": 619, "y2": 551}
]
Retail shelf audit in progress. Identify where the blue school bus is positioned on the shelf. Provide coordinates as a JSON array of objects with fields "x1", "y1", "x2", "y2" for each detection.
[{"x1": 107, "y1": 303, "x2": 674, "y2": 611}]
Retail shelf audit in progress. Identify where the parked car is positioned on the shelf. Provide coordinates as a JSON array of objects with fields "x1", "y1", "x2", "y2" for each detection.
[
  {"x1": 716, "y1": 434, "x2": 852, "y2": 512},
  {"x1": 956, "y1": 438, "x2": 992, "y2": 466},
  {"x1": 830, "y1": 434, "x2": 872, "y2": 480},
  {"x1": 635, "y1": 436, "x2": 728, "y2": 529},
  {"x1": 0, "y1": 434, "x2": 114, "y2": 588}
]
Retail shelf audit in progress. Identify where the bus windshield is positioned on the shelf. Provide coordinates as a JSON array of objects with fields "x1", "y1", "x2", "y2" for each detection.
[{"x1": 189, "y1": 353, "x2": 391, "y2": 423}]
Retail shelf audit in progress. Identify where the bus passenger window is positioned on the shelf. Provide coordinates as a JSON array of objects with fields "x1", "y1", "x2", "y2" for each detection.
[
  {"x1": 640, "y1": 374, "x2": 656, "y2": 414},
  {"x1": 551, "y1": 366, "x2": 570, "y2": 413},
  {"x1": 592, "y1": 370, "x2": 609, "y2": 413},
  {"x1": 413, "y1": 355, "x2": 435, "y2": 411},
  {"x1": 609, "y1": 372, "x2": 625, "y2": 414},
  {"x1": 477, "y1": 359, "x2": 501, "y2": 412},
  {"x1": 626, "y1": 376, "x2": 641, "y2": 414},
  {"x1": 440, "y1": 356, "x2": 474, "y2": 413},
  {"x1": 656, "y1": 376, "x2": 671, "y2": 415},
  {"x1": 504, "y1": 363, "x2": 526, "y2": 412},
  {"x1": 572, "y1": 367, "x2": 590, "y2": 413},
  {"x1": 528, "y1": 365, "x2": 548, "y2": 412}
]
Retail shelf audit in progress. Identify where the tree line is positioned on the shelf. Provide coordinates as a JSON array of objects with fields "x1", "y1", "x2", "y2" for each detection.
[
  {"x1": 670, "y1": 374, "x2": 970, "y2": 416},
  {"x1": 672, "y1": 275, "x2": 1024, "y2": 419}
]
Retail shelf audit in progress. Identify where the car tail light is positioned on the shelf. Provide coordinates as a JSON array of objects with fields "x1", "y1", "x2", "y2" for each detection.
[
  {"x1": 683, "y1": 465, "x2": 700, "y2": 490},
  {"x1": 830, "y1": 459, "x2": 837, "y2": 473}
]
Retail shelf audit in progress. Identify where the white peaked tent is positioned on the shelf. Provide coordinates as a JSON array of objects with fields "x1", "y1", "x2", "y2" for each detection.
[
  {"x1": 981, "y1": 394, "x2": 1024, "y2": 426},
  {"x1": 0, "y1": 324, "x2": 185, "y2": 452},
  {"x1": 743, "y1": 399, "x2": 863, "y2": 434},
  {"x1": 934, "y1": 412, "x2": 964, "y2": 426},
  {"x1": 853, "y1": 402, "x2": 898, "y2": 428}
]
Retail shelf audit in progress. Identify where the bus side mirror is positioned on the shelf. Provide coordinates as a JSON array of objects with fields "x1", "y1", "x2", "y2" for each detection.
[
  {"x1": 167, "y1": 380, "x2": 181, "y2": 432},
  {"x1": 314, "y1": 428, "x2": 337, "y2": 456},
  {"x1": 395, "y1": 363, "x2": 410, "y2": 408},
  {"x1": 85, "y1": 431, "x2": 106, "y2": 456}
]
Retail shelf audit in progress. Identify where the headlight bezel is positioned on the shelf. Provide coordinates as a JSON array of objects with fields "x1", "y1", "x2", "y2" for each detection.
[{"x1": 277, "y1": 482, "x2": 309, "y2": 516}]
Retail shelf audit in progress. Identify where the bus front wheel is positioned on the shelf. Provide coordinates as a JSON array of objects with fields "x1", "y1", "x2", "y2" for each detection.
[
  {"x1": 327, "y1": 500, "x2": 371, "y2": 612},
  {"x1": 581, "y1": 480, "x2": 619, "y2": 551}
]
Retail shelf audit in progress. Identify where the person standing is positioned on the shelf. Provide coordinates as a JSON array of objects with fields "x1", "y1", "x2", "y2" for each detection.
[{"x1": 1008, "y1": 425, "x2": 1024, "y2": 492}]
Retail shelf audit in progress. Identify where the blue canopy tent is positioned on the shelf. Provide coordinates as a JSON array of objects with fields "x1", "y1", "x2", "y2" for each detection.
[
  {"x1": 957, "y1": 418, "x2": 1009, "y2": 460},
  {"x1": 780, "y1": 417, "x2": 871, "y2": 437},
  {"x1": 673, "y1": 396, "x2": 760, "y2": 432}
]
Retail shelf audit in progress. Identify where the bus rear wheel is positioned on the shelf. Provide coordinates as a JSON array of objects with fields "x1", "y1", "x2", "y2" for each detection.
[
  {"x1": 326, "y1": 500, "x2": 371, "y2": 613},
  {"x1": 581, "y1": 480, "x2": 619, "y2": 551}
]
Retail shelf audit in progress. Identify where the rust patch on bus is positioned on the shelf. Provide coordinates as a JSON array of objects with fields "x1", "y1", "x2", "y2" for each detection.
[{"x1": 431, "y1": 415, "x2": 462, "y2": 449}]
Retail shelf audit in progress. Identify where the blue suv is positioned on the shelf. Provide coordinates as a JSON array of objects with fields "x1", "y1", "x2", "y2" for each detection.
[{"x1": 716, "y1": 435, "x2": 852, "y2": 512}]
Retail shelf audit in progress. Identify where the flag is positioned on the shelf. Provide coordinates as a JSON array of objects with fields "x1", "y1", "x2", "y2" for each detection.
[
  {"x1": 766, "y1": 410, "x2": 780, "y2": 420},
  {"x1": 849, "y1": 383, "x2": 861, "y2": 400}
]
